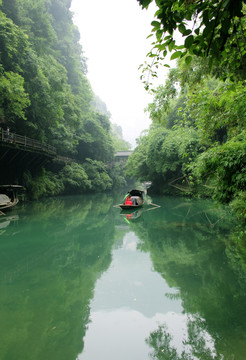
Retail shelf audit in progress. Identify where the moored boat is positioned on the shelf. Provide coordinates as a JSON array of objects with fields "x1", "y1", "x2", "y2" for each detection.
[{"x1": 0, "y1": 185, "x2": 23, "y2": 212}]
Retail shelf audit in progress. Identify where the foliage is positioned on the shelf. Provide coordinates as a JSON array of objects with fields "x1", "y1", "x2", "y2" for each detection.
[
  {"x1": 183, "y1": 78, "x2": 246, "y2": 143},
  {"x1": 108, "y1": 162, "x2": 127, "y2": 190},
  {"x1": 146, "y1": 68, "x2": 179, "y2": 125},
  {"x1": 76, "y1": 113, "x2": 114, "y2": 163},
  {"x1": 22, "y1": 159, "x2": 115, "y2": 198},
  {"x1": 138, "y1": 0, "x2": 246, "y2": 88},
  {"x1": 125, "y1": 132, "x2": 149, "y2": 182},
  {"x1": 0, "y1": 71, "x2": 30, "y2": 123},
  {"x1": 0, "y1": 9, "x2": 29, "y2": 72},
  {"x1": 111, "y1": 123, "x2": 131, "y2": 151},
  {"x1": 191, "y1": 133, "x2": 246, "y2": 203},
  {"x1": 92, "y1": 94, "x2": 111, "y2": 118},
  {"x1": 60, "y1": 162, "x2": 91, "y2": 194},
  {"x1": 135, "y1": 47, "x2": 246, "y2": 219},
  {"x1": 0, "y1": 0, "x2": 119, "y2": 195},
  {"x1": 230, "y1": 192, "x2": 246, "y2": 224},
  {"x1": 23, "y1": 169, "x2": 64, "y2": 200},
  {"x1": 126, "y1": 126, "x2": 201, "y2": 193},
  {"x1": 82, "y1": 159, "x2": 112, "y2": 192}
]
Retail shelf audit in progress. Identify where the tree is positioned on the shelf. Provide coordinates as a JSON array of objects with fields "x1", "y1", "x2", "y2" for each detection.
[
  {"x1": 145, "y1": 68, "x2": 179, "y2": 125},
  {"x1": 0, "y1": 0, "x2": 118, "y2": 197},
  {"x1": 111, "y1": 123, "x2": 131, "y2": 151},
  {"x1": 60, "y1": 162, "x2": 91, "y2": 194},
  {"x1": 82, "y1": 158, "x2": 112, "y2": 192},
  {"x1": 0, "y1": 71, "x2": 30, "y2": 124},
  {"x1": 0, "y1": 9, "x2": 29, "y2": 72},
  {"x1": 191, "y1": 132, "x2": 246, "y2": 203},
  {"x1": 138, "y1": 0, "x2": 246, "y2": 86},
  {"x1": 126, "y1": 126, "x2": 201, "y2": 193},
  {"x1": 183, "y1": 78, "x2": 246, "y2": 143},
  {"x1": 125, "y1": 131, "x2": 149, "y2": 181},
  {"x1": 76, "y1": 113, "x2": 114, "y2": 163}
]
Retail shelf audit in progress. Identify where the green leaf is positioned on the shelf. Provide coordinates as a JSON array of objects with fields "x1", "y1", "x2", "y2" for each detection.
[
  {"x1": 156, "y1": 43, "x2": 167, "y2": 51},
  {"x1": 185, "y1": 55, "x2": 192, "y2": 65},
  {"x1": 183, "y1": 29, "x2": 192, "y2": 36},
  {"x1": 156, "y1": 29, "x2": 163, "y2": 41},
  {"x1": 178, "y1": 23, "x2": 186, "y2": 34},
  {"x1": 151, "y1": 21, "x2": 161, "y2": 29},
  {"x1": 140, "y1": 0, "x2": 152, "y2": 8},
  {"x1": 185, "y1": 35, "x2": 194, "y2": 49},
  {"x1": 168, "y1": 40, "x2": 175, "y2": 52},
  {"x1": 170, "y1": 51, "x2": 182, "y2": 60}
]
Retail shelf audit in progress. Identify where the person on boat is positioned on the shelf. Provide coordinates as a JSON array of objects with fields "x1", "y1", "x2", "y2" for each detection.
[{"x1": 124, "y1": 196, "x2": 133, "y2": 205}]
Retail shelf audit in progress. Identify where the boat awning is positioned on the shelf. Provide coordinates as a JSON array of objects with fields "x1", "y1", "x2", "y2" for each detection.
[
  {"x1": 0, "y1": 194, "x2": 11, "y2": 205},
  {"x1": 129, "y1": 189, "x2": 144, "y2": 197}
]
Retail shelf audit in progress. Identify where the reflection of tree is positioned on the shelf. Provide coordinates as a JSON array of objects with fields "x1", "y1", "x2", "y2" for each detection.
[
  {"x1": 147, "y1": 324, "x2": 187, "y2": 360},
  {"x1": 146, "y1": 316, "x2": 221, "y2": 360},
  {"x1": 225, "y1": 225, "x2": 246, "y2": 291},
  {"x1": 0, "y1": 194, "x2": 116, "y2": 360},
  {"x1": 134, "y1": 196, "x2": 246, "y2": 360}
]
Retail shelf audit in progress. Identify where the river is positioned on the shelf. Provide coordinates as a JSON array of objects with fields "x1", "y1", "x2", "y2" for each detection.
[{"x1": 0, "y1": 193, "x2": 245, "y2": 360}]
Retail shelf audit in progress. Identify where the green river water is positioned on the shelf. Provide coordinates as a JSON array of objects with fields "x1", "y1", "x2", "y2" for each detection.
[{"x1": 0, "y1": 193, "x2": 245, "y2": 360}]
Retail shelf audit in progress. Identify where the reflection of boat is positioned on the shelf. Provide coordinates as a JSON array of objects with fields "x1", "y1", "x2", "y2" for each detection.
[
  {"x1": 120, "y1": 202, "x2": 161, "y2": 223},
  {"x1": 0, "y1": 214, "x2": 19, "y2": 235},
  {"x1": 119, "y1": 190, "x2": 144, "y2": 209},
  {"x1": 0, "y1": 215, "x2": 19, "y2": 228},
  {"x1": 0, "y1": 185, "x2": 23, "y2": 212},
  {"x1": 120, "y1": 208, "x2": 143, "y2": 221}
]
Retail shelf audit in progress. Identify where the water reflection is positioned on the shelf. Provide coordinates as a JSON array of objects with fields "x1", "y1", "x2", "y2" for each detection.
[
  {"x1": 0, "y1": 214, "x2": 19, "y2": 235},
  {"x1": 120, "y1": 202, "x2": 161, "y2": 223},
  {"x1": 146, "y1": 317, "x2": 218, "y2": 360},
  {"x1": 120, "y1": 208, "x2": 144, "y2": 222},
  {"x1": 0, "y1": 194, "x2": 245, "y2": 360},
  {"x1": 78, "y1": 232, "x2": 182, "y2": 360},
  {"x1": 128, "y1": 196, "x2": 246, "y2": 360},
  {"x1": 0, "y1": 194, "x2": 116, "y2": 360}
]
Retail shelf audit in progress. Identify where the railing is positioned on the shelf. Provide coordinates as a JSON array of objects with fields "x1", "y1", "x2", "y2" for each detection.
[{"x1": 0, "y1": 129, "x2": 56, "y2": 156}]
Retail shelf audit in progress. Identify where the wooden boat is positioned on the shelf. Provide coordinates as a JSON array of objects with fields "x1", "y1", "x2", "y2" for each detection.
[
  {"x1": 0, "y1": 185, "x2": 23, "y2": 212},
  {"x1": 0, "y1": 194, "x2": 18, "y2": 211},
  {"x1": 119, "y1": 189, "x2": 144, "y2": 209}
]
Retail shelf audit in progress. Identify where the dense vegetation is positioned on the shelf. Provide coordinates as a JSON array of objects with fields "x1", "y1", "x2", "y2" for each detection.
[
  {"x1": 126, "y1": 1, "x2": 246, "y2": 223},
  {"x1": 138, "y1": 0, "x2": 246, "y2": 88},
  {"x1": 0, "y1": 0, "x2": 129, "y2": 198}
]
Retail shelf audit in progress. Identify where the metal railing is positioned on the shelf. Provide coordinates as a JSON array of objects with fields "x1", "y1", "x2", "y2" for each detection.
[{"x1": 0, "y1": 129, "x2": 56, "y2": 156}]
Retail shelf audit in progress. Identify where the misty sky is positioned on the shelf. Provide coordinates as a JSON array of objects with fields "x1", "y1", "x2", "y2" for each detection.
[{"x1": 70, "y1": 0, "x2": 168, "y2": 147}]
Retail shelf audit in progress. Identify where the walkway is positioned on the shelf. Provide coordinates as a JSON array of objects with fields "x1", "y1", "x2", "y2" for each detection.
[{"x1": 0, "y1": 128, "x2": 56, "y2": 156}]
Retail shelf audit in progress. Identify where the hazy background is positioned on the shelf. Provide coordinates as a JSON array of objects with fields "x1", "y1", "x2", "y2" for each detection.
[{"x1": 71, "y1": 0, "x2": 168, "y2": 147}]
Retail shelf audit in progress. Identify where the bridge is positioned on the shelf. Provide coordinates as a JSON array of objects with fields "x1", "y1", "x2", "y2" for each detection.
[
  {"x1": 0, "y1": 128, "x2": 56, "y2": 155},
  {"x1": 0, "y1": 129, "x2": 75, "y2": 162},
  {"x1": 115, "y1": 151, "x2": 133, "y2": 162},
  {"x1": 0, "y1": 128, "x2": 134, "y2": 183},
  {"x1": 0, "y1": 128, "x2": 72, "y2": 184}
]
